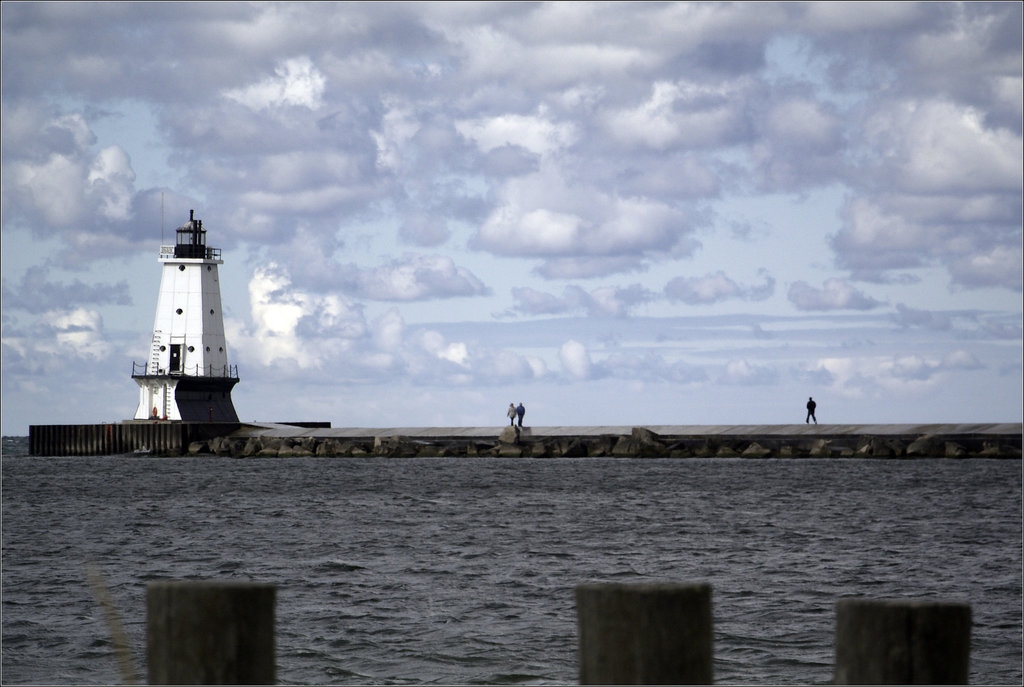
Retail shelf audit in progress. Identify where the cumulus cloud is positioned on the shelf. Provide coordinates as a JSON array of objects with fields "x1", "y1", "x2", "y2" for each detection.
[
  {"x1": 981, "y1": 319, "x2": 1023, "y2": 340},
  {"x1": 863, "y1": 99, "x2": 1022, "y2": 195},
  {"x1": 532, "y1": 256, "x2": 654, "y2": 280},
  {"x1": 510, "y1": 284, "x2": 656, "y2": 318},
  {"x1": 788, "y1": 278, "x2": 884, "y2": 311},
  {"x1": 6, "y1": 3, "x2": 1016, "y2": 295},
  {"x1": 472, "y1": 162, "x2": 697, "y2": 275},
  {"x1": 339, "y1": 255, "x2": 489, "y2": 301},
  {"x1": 40, "y1": 309, "x2": 107, "y2": 360},
  {"x1": 477, "y1": 348, "x2": 548, "y2": 382},
  {"x1": 824, "y1": 91, "x2": 1022, "y2": 289},
  {"x1": 949, "y1": 245, "x2": 1023, "y2": 291},
  {"x1": 0, "y1": 105, "x2": 155, "y2": 257},
  {"x1": 438, "y1": 10, "x2": 656, "y2": 87},
  {"x1": 237, "y1": 263, "x2": 367, "y2": 368},
  {"x1": 665, "y1": 270, "x2": 775, "y2": 305},
  {"x1": 7, "y1": 151, "x2": 90, "y2": 228},
  {"x1": 1, "y1": 265, "x2": 132, "y2": 312},
  {"x1": 830, "y1": 193, "x2": 1022, "y2": 289},
  {"x1": 720, "y1": 359, "x2": 779, "y2": 386},
  {"x1": 372, "y1": 307, "x2": 405, "y2": 351},
  {"x1": 398, "y1": 328, "x2": 546, "y2": 386},
  {"x1": 417, "y1": 330, "x2": 470, "y2": 367},
  {"x1": 831, "y1": 196, "x2": 933, "y2": 271},
  {"x1": 600, "y1": 350, "x2": 709, "y2": 385},
  {"x1": 1, "y1": 307, "x2": 111, "y2": 371},
  {"x1": 398, "y1": 212, "x2": 451, "y2": 247},
  {"x1": 224, "y1": 56, "x2": 326, "y2": 111},
  {"x1": 559, "y1": 339, "x2": 592, "y2": 379},
  {"x1": 87, "y1": 146, "x2": 136, "y2": 220},
  {"x1": 811, "y1": 348, "x2": 988, "y2": 399},
  {"x1": 751, "y1": 95, "x2": 845, "y2": 189},
  {"x1": 942, "y1": 349, "x2": 983, "y2": 370},
  {"x1": 231, "y1": 288, "x2": 547, "y2": 388},
  {"x1": 764, "y1": 98, "x2": 842, "y2": 150},
  {"x1": 372, "y1": 99, "x2": 421, "y2": 171},
  {"x1": 1, "y1": 106, "x2": 95, "y2": 157},
  {"x1": 799, "y1": 1, "x2": 922, "y2": 32},
  {"x1": 613, "y1": 154, "x2": 721, "y2": 200},
  {"x1": 456, "y1": 106, "x2": 579, "y2": 157},
  {"x1": 603, "y1": 80, "x2": 747, "y2": 150},
  {"x1": 892, "y1": 304, "x2": 952, "y2": 330},
  {"x1": 57, "y1": 308, "x2": 102, "y2": 348}
]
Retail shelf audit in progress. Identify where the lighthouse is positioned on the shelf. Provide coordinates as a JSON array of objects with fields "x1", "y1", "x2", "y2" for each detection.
[{"x1": 132, "y1": 210, "x2": 239, "y2": 422}]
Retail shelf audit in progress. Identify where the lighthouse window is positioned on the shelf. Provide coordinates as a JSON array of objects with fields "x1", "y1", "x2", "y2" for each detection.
[
  {"x1": 176, "y1": 308, "x2": 183, "y2": 314},
  {"x1": 207, "y1": 266, "x2": 212, "y2": 271},
  {"x1": 206, "y1": 346, "x2": 211, "y2": 352},
  {"x1": 179, "y1": 265, "x2": 185, "y2": 271},
  {"x1": 160, "y1": 345, "x2": 166, "y2": 351},
  {"x1": 210, "y1": 308, "x2": 215, "y2": 315},
  {"x1": 219, "y1": 347, "x2": 224, "y2": 352},
  {"x1": 188, "y1": 346, "x2": 194, "y2": 352}
]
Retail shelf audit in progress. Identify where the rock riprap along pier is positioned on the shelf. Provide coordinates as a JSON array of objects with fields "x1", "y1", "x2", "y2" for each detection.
[{"x1": 191, "y1": 423, "x2": 1020, "y2": 459}]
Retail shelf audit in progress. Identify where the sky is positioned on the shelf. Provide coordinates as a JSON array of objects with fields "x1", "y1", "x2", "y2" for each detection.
[{"x1": 1, "y1": 1, "x2": 1021, "y2": 436}]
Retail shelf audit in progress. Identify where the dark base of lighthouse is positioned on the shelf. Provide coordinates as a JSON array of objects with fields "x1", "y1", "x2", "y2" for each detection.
[{"x1": 174, "y1": 377, "x2": 240, "y2": 422}]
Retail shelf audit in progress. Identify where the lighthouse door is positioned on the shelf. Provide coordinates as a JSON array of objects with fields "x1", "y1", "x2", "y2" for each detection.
[{"x1": 169, "y1": 344, "x2": 182, "y2": 373}]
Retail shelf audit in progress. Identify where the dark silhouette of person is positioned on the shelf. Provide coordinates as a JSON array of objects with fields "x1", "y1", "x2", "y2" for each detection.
[
  {"x1": 516, "y1": 402, "x2": 526, "y2": 427},
  {"x1": 507, "y1": 403, "x2": 516, "y2": 426},
  {"x1": 806, "y1": 396, "x2": 817, "y2": 424}
]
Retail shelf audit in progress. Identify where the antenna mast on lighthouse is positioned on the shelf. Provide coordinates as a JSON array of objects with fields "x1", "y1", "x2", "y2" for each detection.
[{"x1": 131, "y1": 210, "x2": 240, "y2": 422}]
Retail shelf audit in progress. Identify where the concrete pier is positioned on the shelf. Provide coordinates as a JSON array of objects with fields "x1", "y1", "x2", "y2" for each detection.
[
  {"x1": 27, "y1": 422, "x2": 1021, "y2": 458},
  {"x1": 28, "y1": 422, "x2": 241, "y2": 456},
  {"x1": 218, "y1": 422, "x2": 1021, "y2": 459}
]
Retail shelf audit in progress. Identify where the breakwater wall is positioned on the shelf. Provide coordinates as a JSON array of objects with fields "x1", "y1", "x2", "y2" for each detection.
[
  {"x1": 209, "y1": 422, "x2": 1020, "y2": 459},
  {"x1": 27, "y1": 421, "x2": 1022, "y2": 458},
  {"x1": 28, "y1": 422, "x2": 243, "y2": 456}
]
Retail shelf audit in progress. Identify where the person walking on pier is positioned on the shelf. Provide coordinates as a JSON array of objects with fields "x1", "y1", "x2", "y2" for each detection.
[
  {"x1": 507, "y1": 403, "x2": 517, "y2": 426},
  {"x1": 806, "y1": 396, "x2": 817, "y2": 424},
  {"x1": 516, "y1": 402, "x2": 526, "y2": 427}
]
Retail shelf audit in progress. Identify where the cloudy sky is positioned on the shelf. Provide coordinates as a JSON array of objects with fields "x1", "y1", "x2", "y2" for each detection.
[{"x1": 2, "y1": 2, "x2": 1021, "y2": 435}]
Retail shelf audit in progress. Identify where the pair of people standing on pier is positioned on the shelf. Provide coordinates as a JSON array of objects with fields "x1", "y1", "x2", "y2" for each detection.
[{"x1": 507, "y1": 402, "x2": 525, "y2": 427}]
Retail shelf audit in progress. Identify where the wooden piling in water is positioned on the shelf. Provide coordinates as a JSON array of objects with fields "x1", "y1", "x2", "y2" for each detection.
[
  {"x1": 834, "y1": 597, "x2": 971, "y2": 684},
  {"x1": 576, "y1": 582, "x2": 713, "y2": 685},
  {"x1": 146, "y1": 581, "x2": 276, "y2": 685},
  {"x1": 136, "y1": 582, "x2": 980, "y2": 684}
]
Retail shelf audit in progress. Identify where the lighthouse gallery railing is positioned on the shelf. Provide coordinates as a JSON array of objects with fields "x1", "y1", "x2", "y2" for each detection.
[
  {"x1": 131, "y1": 361, "x2": 239, "y2": 379},
  {"x1": 159, "y1": 245, "x2": 222, "y2": 260}
]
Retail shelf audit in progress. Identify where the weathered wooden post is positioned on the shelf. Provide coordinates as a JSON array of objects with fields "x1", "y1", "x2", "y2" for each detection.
[
  {"x1": 576, "y1": 582, "x2": 713, "y2": 684},
  {"x1": 147, "y1": 581, "x2": 276, "y2": 685},
  {"x1": 834, "y1": 598, "x2": 971, "y2": 684}
]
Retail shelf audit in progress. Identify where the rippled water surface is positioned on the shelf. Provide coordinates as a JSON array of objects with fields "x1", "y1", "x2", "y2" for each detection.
[{"x1": 2, "y1": 453, "x2": 1021, "y2": 685}]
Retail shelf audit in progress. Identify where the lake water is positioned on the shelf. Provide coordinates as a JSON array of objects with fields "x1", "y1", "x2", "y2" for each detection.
[{"x1": 2, "y1": 449, "x2": 1021, "y2": 684}]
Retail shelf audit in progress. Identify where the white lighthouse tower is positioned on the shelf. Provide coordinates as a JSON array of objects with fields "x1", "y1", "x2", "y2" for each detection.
[{"x1": 132, "y1": 210, "x2": 239, "y2": 422}]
